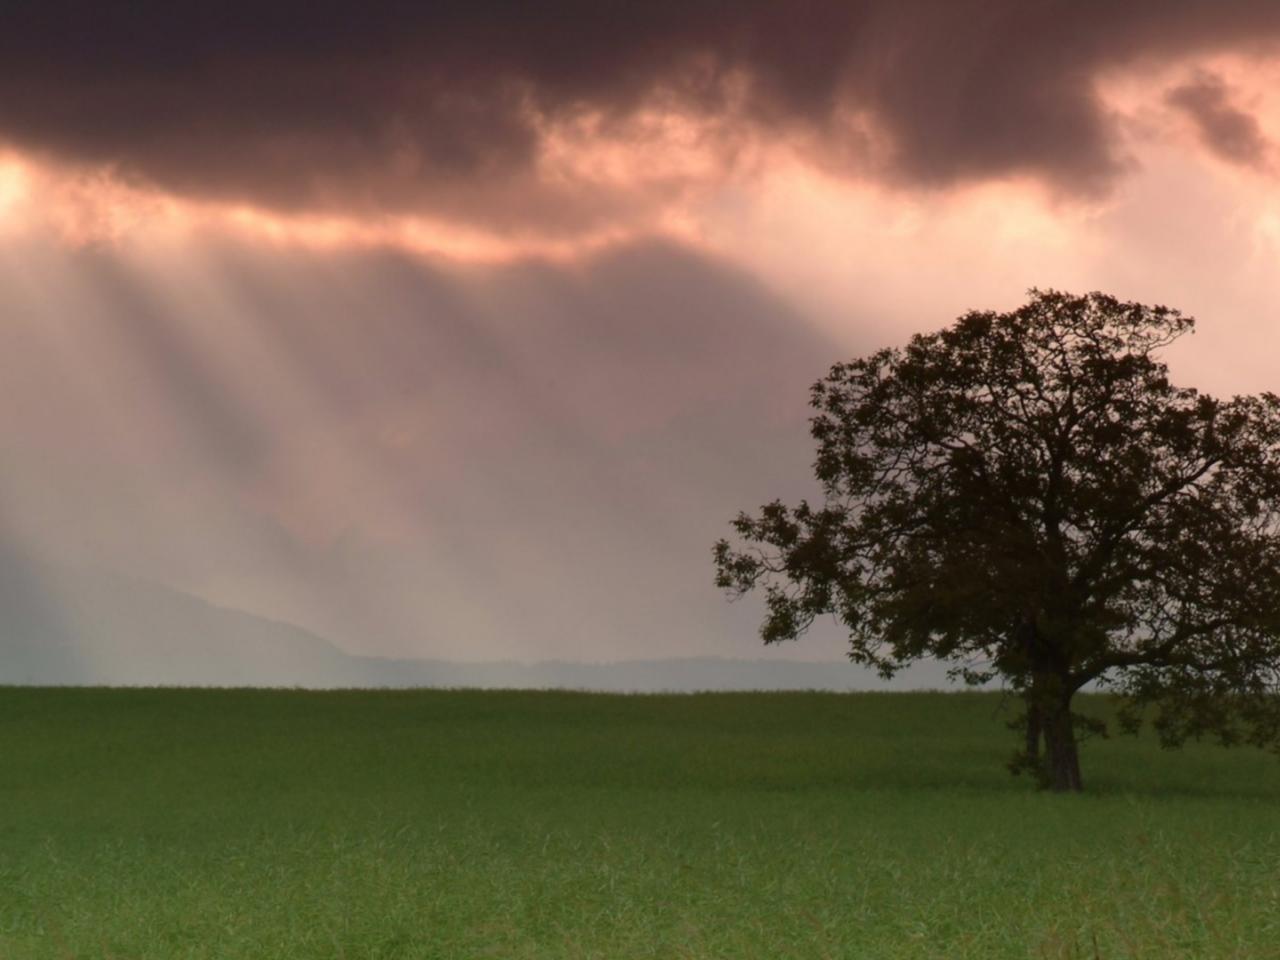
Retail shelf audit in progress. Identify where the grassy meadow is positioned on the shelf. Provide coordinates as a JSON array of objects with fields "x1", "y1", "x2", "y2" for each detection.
[{"x1": 2, "y1": 687, "x2": 1279, "y2": 959}]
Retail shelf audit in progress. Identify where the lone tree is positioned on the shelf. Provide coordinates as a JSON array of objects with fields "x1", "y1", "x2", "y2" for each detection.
[{"x1": 715, "y1": 290, "x2": 1280, "y2": 792}]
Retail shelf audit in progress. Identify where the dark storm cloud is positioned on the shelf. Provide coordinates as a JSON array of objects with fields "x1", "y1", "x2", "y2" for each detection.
[
  {"x1": 1166, "y1": 72, "x2": 1273, "y2": 171},
  {"x1": 2, "y1": 0, "x2": 1279, "y2": 220}
]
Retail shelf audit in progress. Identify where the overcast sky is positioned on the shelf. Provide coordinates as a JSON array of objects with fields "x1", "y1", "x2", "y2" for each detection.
[{"x1": 2, "y1": 1, "x2": 1279, "y2": 670}]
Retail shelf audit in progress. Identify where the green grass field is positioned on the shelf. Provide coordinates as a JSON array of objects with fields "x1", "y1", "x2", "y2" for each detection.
[{"x1": 2, "y1": 688, "x2": 1279, "y2": 959}]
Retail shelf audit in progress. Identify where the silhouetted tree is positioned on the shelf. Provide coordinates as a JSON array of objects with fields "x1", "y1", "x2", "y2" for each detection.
[{"x1": 715, "y1": 290, "x2": 1280, "y2": 791}]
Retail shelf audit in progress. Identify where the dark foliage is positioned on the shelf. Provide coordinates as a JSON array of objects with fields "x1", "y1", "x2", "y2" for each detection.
[{"x1": 715, "y1": 290, "x2": 1280, "y2": 791}]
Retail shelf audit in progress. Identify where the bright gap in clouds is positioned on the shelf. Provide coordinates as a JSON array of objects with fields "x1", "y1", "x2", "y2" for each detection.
[{"x1": 691, "y1": 54, "x2": 1280, "y2": 398}]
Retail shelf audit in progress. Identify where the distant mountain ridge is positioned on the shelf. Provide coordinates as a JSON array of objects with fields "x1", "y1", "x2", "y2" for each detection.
[
  {"x1": 0, "y1": 560, "x2": 956, "y2": 691},
  {"x1": 0, "y1": 557, "x2": 352, "y2": 686},
  {"x1": 339, "y1": 655, "x2": 956, "y2": 692}
]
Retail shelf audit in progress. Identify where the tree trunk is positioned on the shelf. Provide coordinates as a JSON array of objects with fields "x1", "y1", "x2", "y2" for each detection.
[
  {"x1": 1024, "y1": 699, "x2": 1042, "y2": 763},
  {"x1": 1041, "y1": 696, "x2": 1083, "y2": 793}
]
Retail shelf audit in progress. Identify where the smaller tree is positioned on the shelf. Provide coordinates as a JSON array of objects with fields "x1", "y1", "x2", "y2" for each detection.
[{"x1": 715, "y1": 290, "x2": 1280, "y2": 791}]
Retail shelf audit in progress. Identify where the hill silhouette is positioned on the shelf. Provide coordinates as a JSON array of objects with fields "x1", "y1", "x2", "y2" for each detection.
[{"x1": 0, "y1": 553, "x2": 954, "y2": 691}]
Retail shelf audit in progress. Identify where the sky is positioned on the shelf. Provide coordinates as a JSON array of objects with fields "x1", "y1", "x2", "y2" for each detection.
[{"x1": 2, "y1": 1, "x2": 1280, "y2": 674}]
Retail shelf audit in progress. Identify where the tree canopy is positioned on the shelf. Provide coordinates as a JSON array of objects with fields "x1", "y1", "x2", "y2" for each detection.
[{"x1": 714, "y1": 290, "x2": 1280, "y2": 791}]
